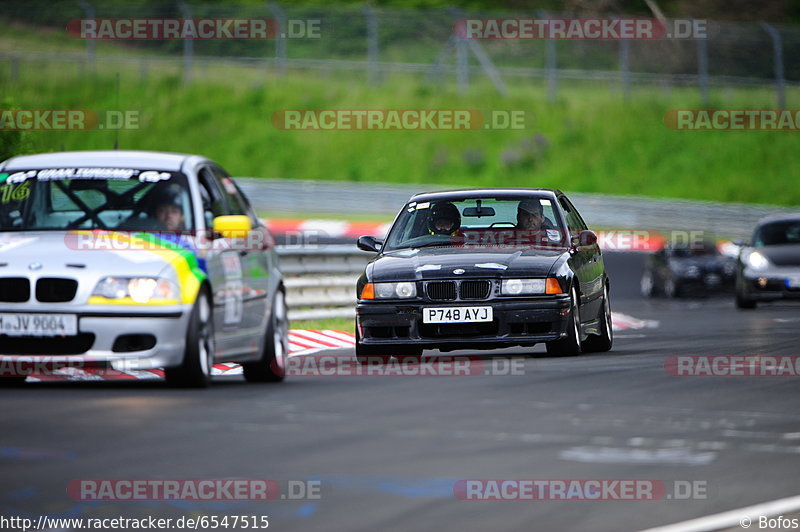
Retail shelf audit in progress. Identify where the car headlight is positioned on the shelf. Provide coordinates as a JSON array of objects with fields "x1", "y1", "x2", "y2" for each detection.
[
  {"x1": 361, "y1": 282, "x2": 417, "y2": 300},
  {"x1": 501, "y1": 279, "x2": 545, "y2": 295},
  {"x1": 91, "y1": 277, "x2": 179, "y2": 304},
  {"x1": 747, "y1": 251, "x2": 770, "y2": 270}
]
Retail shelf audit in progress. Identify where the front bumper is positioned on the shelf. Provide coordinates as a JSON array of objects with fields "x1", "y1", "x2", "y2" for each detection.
[
  {"x1": 0, "y1": 305, "x2": 192, "y2": 371},
  {"x1": 357, "y1": 296, "x2": 571, "y2": 350},
  {"x1": 740, "y1": 269, "x2": 800, "y2": 301}
]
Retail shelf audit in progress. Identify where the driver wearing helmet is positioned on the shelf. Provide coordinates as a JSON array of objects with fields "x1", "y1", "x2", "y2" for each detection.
[
  {"x1": 149, "y1": 184, "x2": 186, "y2": 231},
  {"x1": 428, "y1": 202, "x2": 461, "y2": 236}
]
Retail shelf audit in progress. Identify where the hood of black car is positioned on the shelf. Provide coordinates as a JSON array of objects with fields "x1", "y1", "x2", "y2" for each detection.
[
  {"x1": 368, "y1": 247, "x2": 567, "y2": 281},
  {"x1": 756, "y1": 245, "x2": 800, "y2": 267}
]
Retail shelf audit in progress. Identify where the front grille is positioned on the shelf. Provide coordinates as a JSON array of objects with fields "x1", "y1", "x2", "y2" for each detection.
[
  {"x1": 460, "y1": 280, "x2": 491, "y2": 300},
  {"x1": 427, "y1": 281, "x2": 456, "y2": 301},
  {"x1": 0, "y1": 333, "x2": 95, "y2": 355},
  {"x1": 0, "y1": 278, "x2": 30, "y2": 303},
  {"x1": 36, "y1": 278, "x2": 78, "y2": 303}
]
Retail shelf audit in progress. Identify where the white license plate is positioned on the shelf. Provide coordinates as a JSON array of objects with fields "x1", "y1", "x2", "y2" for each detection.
[
  {"x1": 423, "y1": 306, "x2": 493, "y2": 324},
  {"x1": 0, "y1": 313, "x2": 78, "y2": 336},
  {"x1": 787, "y1": 276, "x2": 800, "y2": 288}
]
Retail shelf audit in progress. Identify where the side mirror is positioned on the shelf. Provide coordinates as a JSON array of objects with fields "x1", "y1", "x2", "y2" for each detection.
[
  {"x1": 733, "y1": 238, "x2": 748, "y2": 247},
  {"x1": 572, "y1": 230, "x2": 598, "y2": 248},
  {"x1": 213, "y1": 215, "x2": 252, "y2": 239},
  {"x1": 357, "y1": 235, "x2": 383, "y2": 253}
]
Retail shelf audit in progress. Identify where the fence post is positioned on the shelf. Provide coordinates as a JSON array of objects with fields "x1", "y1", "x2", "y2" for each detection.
[
  {"x1": 269, "y1": 2, "x2": 287, "y2": 76},
  {"x1": 696, "y1": 22, "x2": 709, "y2": 106},
  {"x1": 761, "y1": 22, "x2": 786, "y2": 109},
  {"x1": 177, "y1": 0, "x2": 193, "y2": 85},
  {"x1": 619, "y1": 36, "x2": 631, "y2": 101},
  {"x1": 77, "y1": 0, "x2": 95, "y2": 71},
  {"x1": 537, "y1": 11, "x2": 557, "y2": 102},
  {"x1": 448, "y1": 7, "x2": 469, "y2": 92},
  {"x1": 364, "y1": 6, "x2": 379, "y2": 85}
]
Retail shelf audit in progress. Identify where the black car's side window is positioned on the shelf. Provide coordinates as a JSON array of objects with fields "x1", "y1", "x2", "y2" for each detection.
[{"x1": 559, "y1": 196, "x2": 586, "y2": 236}]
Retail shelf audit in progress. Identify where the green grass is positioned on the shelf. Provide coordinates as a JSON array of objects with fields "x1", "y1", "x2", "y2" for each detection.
[
  {"x1": 291, "y1": 317, "x2": 354, "y2": 332},
  {"x1": 2, "y1": 19, "x2": 799, "y2": 206}
]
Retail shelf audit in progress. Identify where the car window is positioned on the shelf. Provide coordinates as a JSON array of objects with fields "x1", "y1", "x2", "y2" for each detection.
[
  {"x1": 0, "y1": 168, "x2": 194, "y2": 231},
  {"x1": 559, "y1": 196, "x2": 587, "y2": 236},
  {"x1": 384, "y1": 196, "x2": 566, "y2": 251},
  {"x1": 198, "y1": 167, "x2": 228, "y2": 228},
  {"x1": 754, "y1": 220, "x2": 800, "y2": 246},
  {"x1": 210, "y1": 166, "x2": 248, "y2": 217}
]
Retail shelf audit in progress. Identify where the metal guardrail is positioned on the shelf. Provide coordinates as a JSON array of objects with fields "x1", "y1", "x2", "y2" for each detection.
[
  {"x1": 241, "y1": 178, "x2": 800, "y2": 239},
  {"x1": 265, "y1": 178, "x2": 800, "y2": 321},
  {"x1": 277, "y1": 245, "x2": 370, "y2": 321}
]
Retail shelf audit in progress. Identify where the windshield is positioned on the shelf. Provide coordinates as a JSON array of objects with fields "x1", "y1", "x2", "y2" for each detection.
[
  {"x1": 0, "y1": 167, "x2": 194, "y2": 232},
  {"x1": 383, "y1": 196, "x2": 566, "y2": 251},
  {"x1": 754, "y1": 220, "x2": 800, "y2": 246}
]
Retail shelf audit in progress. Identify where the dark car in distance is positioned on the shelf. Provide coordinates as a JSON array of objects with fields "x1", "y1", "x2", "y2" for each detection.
[
  {"x1": 354, "y1": 189, "x2": 612, "y2": 362},
  {"x1": 735, "y1": 214, "x2": 800, "y2": 309},
  {"x1": 640, "y1": 240, "x2": 736, "y2": 298}
]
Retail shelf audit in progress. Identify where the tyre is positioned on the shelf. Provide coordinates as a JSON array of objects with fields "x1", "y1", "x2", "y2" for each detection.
[
  {"x1": 736, "y1": 283, "x2": 756, "y2": 309},
  {"x1": 355, "y1": 330, "x2": 391, "y2": 365},
  {"x1": 664, "y1": 277, "x2": 680, "y2": 298},
  {"x1": 582, "y1": 284, "x2": 613, "y2": 353},
  {"x1": 640, "y1": 270, "x2": 655, "y2": 298},
  {"x1": 0, "y1": 376, "x2": 27, "y2": 387},
  {"x1": 243, "y1": 289, "x2": 289, "y2": 383},
  {"x1": 165, "y1": 290, "x2": 215, "y2": 388},
  {"x1": 546, "y1": 287, "x2": 582, "y2": 357}
]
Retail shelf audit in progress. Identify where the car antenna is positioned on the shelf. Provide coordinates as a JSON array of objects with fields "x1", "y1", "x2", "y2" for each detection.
[{"x1": 113, "y1": 72, "x2": 120, "y2": 150}]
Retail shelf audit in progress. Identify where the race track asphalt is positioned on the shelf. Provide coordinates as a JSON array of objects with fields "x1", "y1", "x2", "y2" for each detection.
[{"x1": 2, "y1": 252, "x2": 800, "y2": 532}]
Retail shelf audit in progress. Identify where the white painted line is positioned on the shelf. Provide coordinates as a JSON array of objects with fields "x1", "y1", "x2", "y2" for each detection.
[
  {"x1": 640, "y1": 493, "x2": 800, "y2": 532},
  {"x1": 559, "y1": 446, "x2": 716, "y2": 466}
]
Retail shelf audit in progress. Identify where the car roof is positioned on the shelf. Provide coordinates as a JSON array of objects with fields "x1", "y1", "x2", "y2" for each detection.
[
  {"x1": 408, "y1": 188, "x2": 563, "y2": 203},
  {"x1": 0, "y1": 150, "x2": 207, "y2": 173},
  {"x1": 755, "y1": 213, "x2": 800, "y2": 226}
]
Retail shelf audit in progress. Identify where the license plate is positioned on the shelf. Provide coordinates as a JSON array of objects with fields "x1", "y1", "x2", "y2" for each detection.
[
  {"x1": 0, "y1": 313, "x2": 78, "y2": 336},
  {"x1": 423, "y1": 306, "x2": 493, "y2": 324},
  {"x1": 787, "y1": 275, "x2": 800, "y2": 289}
]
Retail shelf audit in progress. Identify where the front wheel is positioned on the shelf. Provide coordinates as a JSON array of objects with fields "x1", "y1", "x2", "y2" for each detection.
[
  {"x1": 640, "y1": 270, "x2": 655, "y2": 298},
  {"x1": 582, "y1": 284, "x2": 613, "y2": 352},
  {"x1": 243, "y1": 290, "x2": 289, "y2": 382},
  {"x1": 546, "y1": 287, "x2": 582, "y2": 357},
  {"x1": 735, "y1": 283, "x2": 757, "y2": 309},
  {"x1": 165, "y1": 291, "x2": 215, "y2": 388}
]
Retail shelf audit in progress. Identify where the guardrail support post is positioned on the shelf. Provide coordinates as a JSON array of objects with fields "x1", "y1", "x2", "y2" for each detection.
[
  {"x1": 77, "y1": 0, "x2": 95, "y2": 71},
  {"x1": 761, "y1": 22, "x2": 786, "y2": 109},
  {"x1": 177, "y1": 0, "x2": 193, "y2": 85}
]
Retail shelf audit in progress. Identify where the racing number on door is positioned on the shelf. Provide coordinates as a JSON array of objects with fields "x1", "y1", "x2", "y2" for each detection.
[{"x1": 222, "y1": 254, "x2": 244, "y2": 325}]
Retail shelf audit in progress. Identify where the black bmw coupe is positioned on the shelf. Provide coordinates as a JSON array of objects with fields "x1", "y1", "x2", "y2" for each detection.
[{"x1": 354, "y1": 189, "x2": 612, "y2": 362}]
